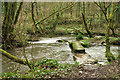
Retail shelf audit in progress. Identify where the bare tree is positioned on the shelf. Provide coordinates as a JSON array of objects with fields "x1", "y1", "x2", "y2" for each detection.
[
  {"x1": 2, "y1": 2, "x2": 23, "y2": 49},
  {"x1": 94, "y1": 2, "x2": 117, "y2": 36}
]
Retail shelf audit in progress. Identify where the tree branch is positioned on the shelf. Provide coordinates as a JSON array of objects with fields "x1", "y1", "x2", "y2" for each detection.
[
  {"x1": 14, "y1": 2, "x2": 23, "y2": 24},
  {"x1": 0, "y1": 49, "x2": 31, "y2": 66},
  {"x1": 106, "y1": 2, "x2": 112, "y2": 9},
  {"x1": 35, "y1": 3, "x2": 77, "y2": 26},
  {"x1": 94, "y1": 2, "x2": 108, "y2": 22},
  {"x1": 82, "y1": 13, "x2": 93, "y2": 38}
]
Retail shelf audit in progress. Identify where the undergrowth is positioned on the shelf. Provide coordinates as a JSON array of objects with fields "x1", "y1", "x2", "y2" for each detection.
[{"x1": 1, "y1": 59, "x2": 80, "y2": 78}]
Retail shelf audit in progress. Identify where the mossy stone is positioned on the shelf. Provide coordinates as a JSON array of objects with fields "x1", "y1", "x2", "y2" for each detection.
[
  {"x1": 80, "y1": 40, "x2": 90, "y2": 48},
  {"x1": 69, "y1": 41, "x2": 85, "y2": 53},
  {"x1": 57, "y1": 39, "x2": 68, "y2": 42},
  {"x1": 76, "y1": 33, "x2": 83, "y2": 41},
  {"x1": 109, "y1": 37, "x2": 120, "y2": 45}
]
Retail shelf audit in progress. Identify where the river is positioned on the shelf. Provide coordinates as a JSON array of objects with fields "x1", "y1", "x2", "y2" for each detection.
[{"x1": 2, "y1": 36, "x2": 119, "y2": 73}]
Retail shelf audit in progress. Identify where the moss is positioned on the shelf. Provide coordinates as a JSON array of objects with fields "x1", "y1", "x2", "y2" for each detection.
[
  {"x1": 76, "y1": 33, "x2": 83, "y2": 41},
  {"x1": 69, "y1": 41, "x2": 85, "y2": 53},
  {"x1": 109, "y1": 37, "x2": 120, "y2": 45},
  {"x1": 80, "y1": 36, "x2": 119, "y2": 46},
  {"x1": 0, "y1": 49, "x2": 31, "y2": 65},
  {"x1": 80, "y1": 40, "x2": 90, "y2": 48},
  {"x1": 83, "y1": 37, "x2": 88, "y2": 40},
  {"x1": 105, "y1": 52, "x2": 115, "y2": 62}
]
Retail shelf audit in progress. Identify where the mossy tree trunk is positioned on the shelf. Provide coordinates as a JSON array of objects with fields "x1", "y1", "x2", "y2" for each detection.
[
  {"x1": 2, "y1": 2, "x2": 23, "y2": 50},
  {"x1": 0, "y1": 49, "x2": 31, "y2": 66},
  {"x1": 105, "y1": 3, "x2": 115, "y2": 62},
  {"x1": 0, "y1": 48, "x2": 34, "y2": 69},
  {"x1": 31, "y1": 2, "x2": 43, "y2": 34}
]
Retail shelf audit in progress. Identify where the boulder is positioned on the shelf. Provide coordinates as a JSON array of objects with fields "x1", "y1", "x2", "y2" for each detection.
[
  {"x1": 73, "y1": 53, "x2": 96, "y2": 64},
  {"x1": 109, "y1": 37, "x2": 120, "y2": 45},
  {"x1": 57, "y1": 39, "x2": 68, "y2": 42},
  {"x1": 76, "y1": 33, "x2": 83, "y2": 41},
  {"x1": 69, "y1": 41, "x2": 85, "y2": 53},
  {"x1": 100, "y1": 37, "x2": 120, "y2": 45},
  {"x1": 80, "y1": 40, "x2": 90, "y2": 48}
]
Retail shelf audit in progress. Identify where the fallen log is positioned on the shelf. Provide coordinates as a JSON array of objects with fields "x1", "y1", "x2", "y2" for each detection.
[{"x1": 0, "y1": 49, "x2": 31, "y2": 66}]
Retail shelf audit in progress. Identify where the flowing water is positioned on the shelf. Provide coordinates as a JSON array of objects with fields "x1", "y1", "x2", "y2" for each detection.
[{"x1": 2, "y1": 36, "x2": 119, "y2": 73}]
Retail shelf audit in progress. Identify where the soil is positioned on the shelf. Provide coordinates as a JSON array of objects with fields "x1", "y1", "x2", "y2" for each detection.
[{"x1": 56, "y1": 59, "x2": 120, "y2": 79}]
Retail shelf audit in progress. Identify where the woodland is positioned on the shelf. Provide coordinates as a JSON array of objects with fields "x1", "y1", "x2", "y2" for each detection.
[{"x1": 0, "y1": 2, "x2": 120, "y2": 79}]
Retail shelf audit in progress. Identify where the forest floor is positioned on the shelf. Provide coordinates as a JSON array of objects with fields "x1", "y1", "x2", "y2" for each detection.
[
  {"x1": 1, "y1": 58, "x2": 120, "y2": 79},
  {"x1": 57, "y1": 59, "x2": 120, "y2": 79}
]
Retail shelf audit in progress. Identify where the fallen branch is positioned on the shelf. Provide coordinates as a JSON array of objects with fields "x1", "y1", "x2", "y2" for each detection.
[{"x1": 0, "y1": 49, "x2": 31, "y2": 66}]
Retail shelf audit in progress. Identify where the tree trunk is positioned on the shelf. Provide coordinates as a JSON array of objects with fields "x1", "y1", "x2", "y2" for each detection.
[
  {"x1": 2, "y1": 2, "x2": 15, "y2": 49},
  {"x1": 110, "y1": 27, "x2": 116, "y2": 36},
  {"x1": 82, "y1": 13, "x2": 93, "y2": 38},
  {"x1": 2, "y1": 2, "x2": 23, "y2": 49},
  {"x1": 35, "y1": 2, "x2": 39, "y2": 16},
  {"x1": 77, "y1": 2, "x2": 81, "y2": 17},
  {"x1": 31, "y1": 2, "x2": 42, "y2": 33},
  {"x1": 14, "y1": 2, "x2": 23, "y2": 24},
  {"x1": 70, "y1": 2, "x2": 73, "y2": 17},
  {"x1": 0, "y1": 49, "x2": 31, "y2": 65},
  {"x1": 83, "y1": 2, "x2": 85, "y2": 15},
  {"x1": 105, "y1": 3, "x2": 115, "y2": 62}
]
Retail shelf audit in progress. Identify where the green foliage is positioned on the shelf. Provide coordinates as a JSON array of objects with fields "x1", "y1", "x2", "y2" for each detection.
[
  {"x1": 109, "y1": 37, "x2": 120, "y2": 44},
  {"x1": 37, "y1": 59, "x2": 58, "y2": 69},
  {"x1": 46, "y1": 25, "x2": 51, "y2": 29},
  {"x1": 81, "y1": 40, "x2": 89, "y2": 48},
  {"x1": 117, "y1": 52, "x2": 120, "y2": 59},
  {"x1": 1, "y1": 71, "x2": 21, "y2": 78},
  {"x1": 76, "y1": 33, "x2": 83, "y2": 40},
  {"x1": 105, "y1": 52, "x2": 115, "y2": 62},
  {"x1": 74, "y1": 61, "x2": 79, "y2": 65},
  {"x1": 1, "y1": 58, "x2": 80, "y2": 78}
]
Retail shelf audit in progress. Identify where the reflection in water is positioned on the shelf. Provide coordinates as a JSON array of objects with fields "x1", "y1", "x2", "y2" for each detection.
[{"x1": 2, "y1": 36, "x2": 119, "y2": 73}]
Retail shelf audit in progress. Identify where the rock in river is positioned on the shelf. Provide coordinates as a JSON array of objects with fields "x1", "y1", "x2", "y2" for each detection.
[
  {"x1": 69, "y1": 41, "x2": 85, "y2": 53},
  {"x1": 57, "y1": 39, "x2": 68, "y2": 42}
]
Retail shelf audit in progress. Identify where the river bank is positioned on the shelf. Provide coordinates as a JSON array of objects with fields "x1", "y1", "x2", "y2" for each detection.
[
  {"x1": 1, "y1": 35, "x2": 120, "y2": 79},
  {"x1": 1, "y1": 58, "x2": 120, "y2": 79}
]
